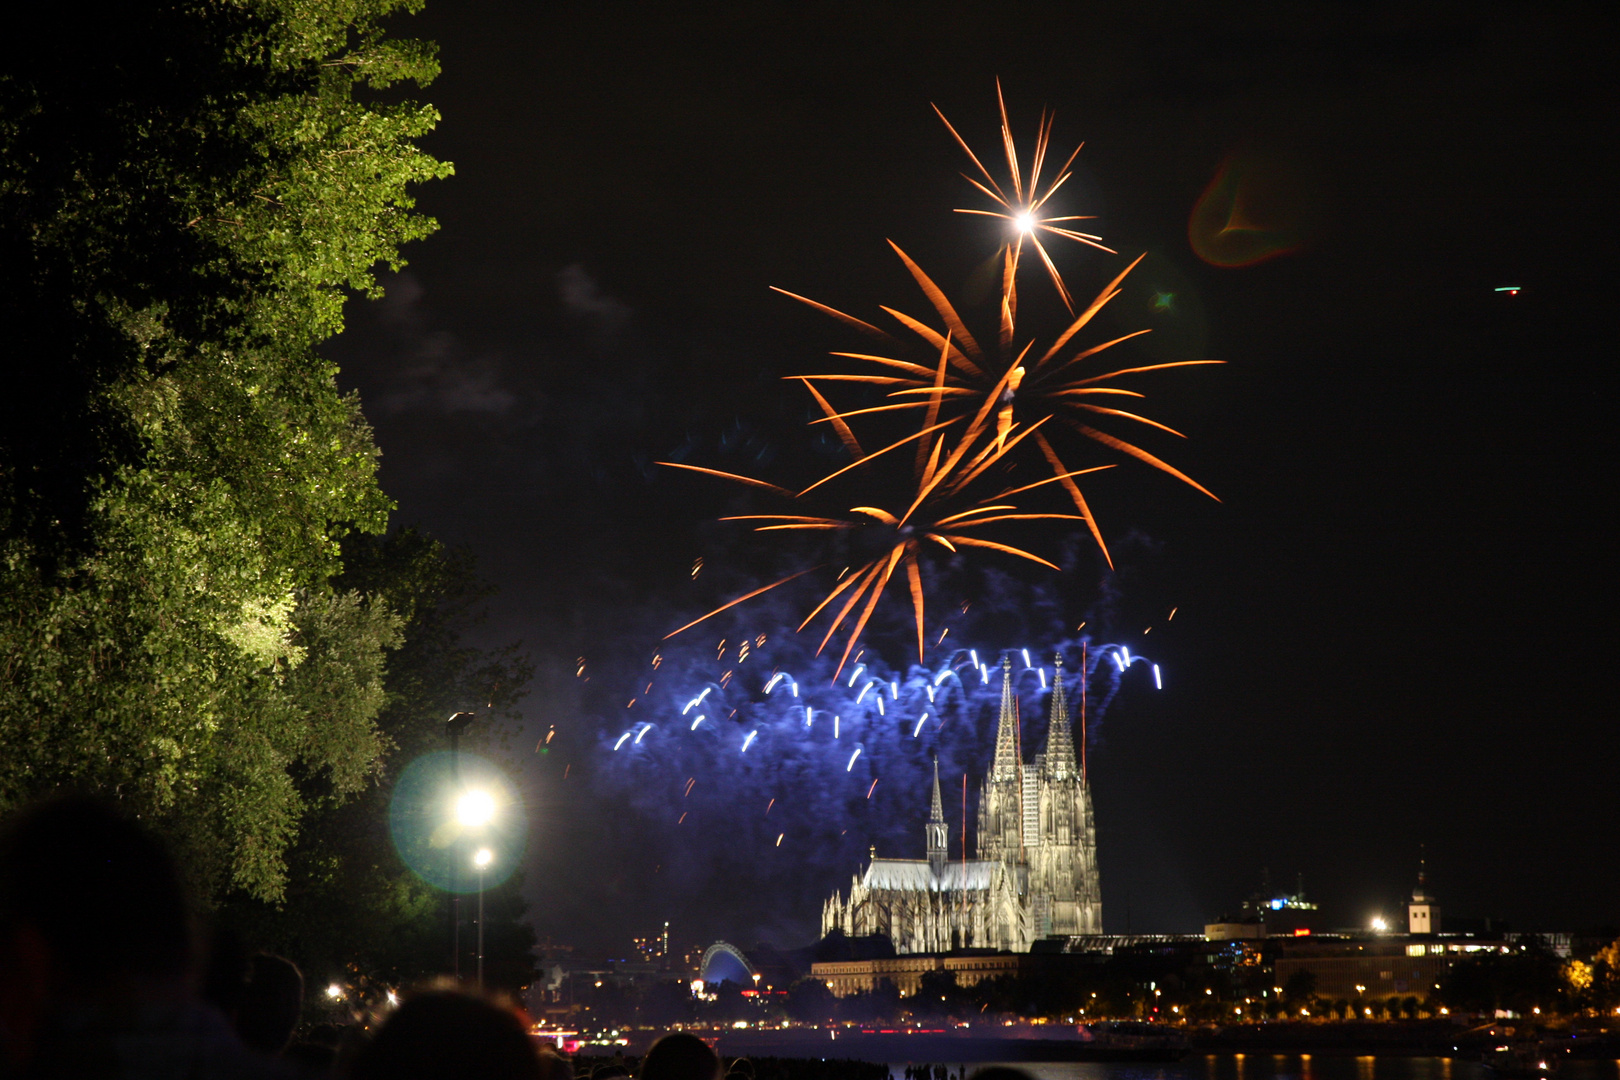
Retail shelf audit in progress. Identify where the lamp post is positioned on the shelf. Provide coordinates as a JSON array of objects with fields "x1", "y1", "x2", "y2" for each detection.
[
  {"x1": 454, "y1": 789, "x2": 495, "y2": 986},
  {"x1": 445, "y1": 711, "x2": 477, "y2": 979},
  {"x1": 474, "y1": 847, "x2": 493, "y2": 990}
]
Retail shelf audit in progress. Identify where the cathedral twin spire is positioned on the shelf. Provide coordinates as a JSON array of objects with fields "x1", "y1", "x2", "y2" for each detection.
[
  {"x1": 926, "y1": 754, "x2": 948, "y2": 873},
  {"x1": 990, "y1": 652, "x2": 1079, "y2": 780},
  {"x1": 1045, "y1": 655, "x2": 1078, "y2": 778},
  {"x1": 991, "y1": 656, "x2": 1021, "y2": 780}
]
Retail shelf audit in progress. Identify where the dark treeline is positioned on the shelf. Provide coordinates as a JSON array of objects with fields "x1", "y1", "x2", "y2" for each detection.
[{"x1": 1, "y1": 0, "x2": 536, "y2": 1013}]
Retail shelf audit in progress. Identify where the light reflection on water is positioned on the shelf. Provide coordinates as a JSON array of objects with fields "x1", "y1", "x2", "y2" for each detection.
[{"x1": 913, "y1": 1058, "x2": 1620, "y2": 1080}]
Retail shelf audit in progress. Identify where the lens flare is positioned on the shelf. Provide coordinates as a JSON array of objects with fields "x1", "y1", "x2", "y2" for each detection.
[
  {"x1": 1188, "y1": 151, "x2": 1316, "y2": 267},
  {"x1": 387, "y1": 751, "x2": 523, "y2": 893}
]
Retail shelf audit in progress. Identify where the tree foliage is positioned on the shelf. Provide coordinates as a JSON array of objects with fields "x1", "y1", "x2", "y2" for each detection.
[{"x1": 0, "y1": 0, "x2": 450, "y2": 900}]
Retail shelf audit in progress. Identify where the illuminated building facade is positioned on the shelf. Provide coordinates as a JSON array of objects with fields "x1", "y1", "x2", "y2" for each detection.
[{"x1": 821, "y1": 656, "x2": 1102, "y2": 953}]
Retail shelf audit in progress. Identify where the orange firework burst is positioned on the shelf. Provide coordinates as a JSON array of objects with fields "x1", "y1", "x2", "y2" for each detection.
[
  {"x1": 660, "y1": 83, "x2": 1220, "y2": 666},
  {"x1": 659, "y1": 397, "x2": 1099, "y2": 678},
  {"x1": 936, "y1": 79, "x2": 1113, "y2": 330},
  {"x1": 775, "y1": 249, "x2": 1220, "y2": 565},
  {"x1": 771, "y1": 84, "x2": 1221, "y2": 566}
]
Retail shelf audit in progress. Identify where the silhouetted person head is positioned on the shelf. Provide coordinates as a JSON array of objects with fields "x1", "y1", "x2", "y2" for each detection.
[
  {"x1": 0, "y1": 795, "x2": 192, "y2": 991},
  {"x1": 348, "y1": 989, "x2": 543, "y2": 1080},
  {"x1": 0, "y1": 796, "x2": 216, "y2": 1075},
  {"x1": 640, "y1": 1033, "x2": 722, "y2": 1080},
  {"x1": 236, "y1": 953, "x2": 303, "y2": 1055}
]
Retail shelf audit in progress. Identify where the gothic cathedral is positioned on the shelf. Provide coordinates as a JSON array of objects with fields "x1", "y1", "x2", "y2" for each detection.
[{"x1": 821, "y1": 655, "x2": 1102, "y2": 953}]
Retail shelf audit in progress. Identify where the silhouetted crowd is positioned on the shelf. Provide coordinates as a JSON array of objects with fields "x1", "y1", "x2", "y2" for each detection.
[{"x1": 0, "y1": 797, "x2": 1037, "y2": 1080}]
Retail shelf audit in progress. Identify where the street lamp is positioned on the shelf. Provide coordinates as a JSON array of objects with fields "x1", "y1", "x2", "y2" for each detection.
[{"x1": 474, "y1": 847, "x2": 494, "y2": 991}]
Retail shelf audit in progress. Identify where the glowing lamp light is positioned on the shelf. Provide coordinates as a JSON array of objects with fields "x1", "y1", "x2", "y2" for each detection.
[
  {"x1": 327, "y1": 983, "x2": 344, "y2": 1000},
  {"x1": 473, "y1": 847, "x2": 494, "y2": 869},
  {"x1": 1371, "y1": 916, "x2": 1388, "y2": 931},
  {"x1": 456, "y1": 789, "x2": 496, "y2": 827}
]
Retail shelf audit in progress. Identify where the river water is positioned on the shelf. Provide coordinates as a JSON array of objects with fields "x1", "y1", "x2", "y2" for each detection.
[{"x1": 941, "y1": 1058, "x2": 1620, "y2": 1080}]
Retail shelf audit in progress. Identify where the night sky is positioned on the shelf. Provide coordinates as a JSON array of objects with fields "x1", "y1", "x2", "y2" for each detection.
[{"x1": 325, "y1": 3, "x2": 1617, "y2": 952}]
